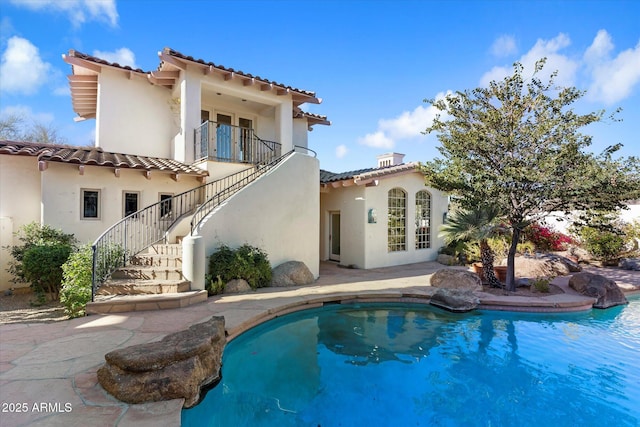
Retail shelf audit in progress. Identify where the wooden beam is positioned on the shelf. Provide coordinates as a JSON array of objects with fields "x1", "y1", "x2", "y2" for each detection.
[
  {"x1": 38, "y1": 161, "x2": 48, "y2": 171},
  {"x1": 152, "y1": 71, "x2": 180, "y2": 79},
  {"x1": 277, "y1": 88, "x2": 290, "y2": 96},
  {"x1": 144, "y1": 171, "x2": 152, "y2": 180},
  {"x1": 159, "y1": 51, "x2": 187, "y2": 70},
  {"x1": 114, "y1": 168, "x2": 120, "y2": 178},
  {"x1": 224, "y1": 72, "x2": 235, "y2": 81},
  {"x1": 70, "y1": 81, "x2": 98, "y2": 89},
  {"x1": 171, "y1": 173, "x2": 181, "y2": 182},
  {"x1": 78, "y1": 165, "x2": 85, "y2": 175},
  {"x1": 198, "y1": 176, "x2": 207, "y2": 184},
  {"x1": 243, "y1": 78, "x2": 255, "y2": 87},
  {"x1": 205, "y1": 65, "x2": 215, "y2": 75},
  {"x1": 64, "y1": 55, "x2": 102, "y2": 73},
  {"x1": 260, "y1": 83, "x2": 273, "y2": 92},
  {"x1": 68, "y1": 75, "x2": 98, "y2": 82}
]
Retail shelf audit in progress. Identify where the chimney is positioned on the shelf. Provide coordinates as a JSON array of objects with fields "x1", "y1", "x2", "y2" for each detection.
[{"x1": 376, "y1": 152, "x2": 405, "y2": 168}]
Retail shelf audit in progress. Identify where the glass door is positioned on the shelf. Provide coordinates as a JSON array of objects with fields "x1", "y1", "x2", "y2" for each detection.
[
  {"x1": 238, "y1": 117, "x2": 253, "y2": 162},
  {"x1": 216, "y1": 113, "x2": 233, "y2": 161},
  {"x1": 330, "y1": 211, "x2": 341, "y2": 261}
]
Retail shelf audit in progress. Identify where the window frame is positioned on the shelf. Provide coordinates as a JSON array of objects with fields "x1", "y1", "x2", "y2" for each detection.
[
  {"x1": 123, "y1": 191, "x2": 140, "y2": 218},
  {"x1": 81, "y1": 188, "x2": 101, "y2": 220},
  {"x1": 387, "y1": 187, "x2": 407, "y2": 252},
  {"x1": 415, "y1": 190, "x2": 432, "y2": 250}
]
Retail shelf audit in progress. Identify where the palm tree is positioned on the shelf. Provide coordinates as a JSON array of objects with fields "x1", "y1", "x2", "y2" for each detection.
[{"x1": 439, "y1": 206, "x2": 505, "y2": 288}]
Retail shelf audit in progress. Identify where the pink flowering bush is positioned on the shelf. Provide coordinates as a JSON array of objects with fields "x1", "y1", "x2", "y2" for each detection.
[{"x1": 524, "y1": 223, "x2": 574, "y2": 252}]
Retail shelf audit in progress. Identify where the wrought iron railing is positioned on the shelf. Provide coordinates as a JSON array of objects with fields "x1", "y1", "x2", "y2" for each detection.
[
  {"x1": 190, "y1": 150, "x2": 294, "y2": 234},
  {"x1": 194, "y1": 121, "x2": 281, "y2": 164}
]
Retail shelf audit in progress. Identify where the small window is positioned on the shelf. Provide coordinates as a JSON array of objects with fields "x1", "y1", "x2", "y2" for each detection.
[
  {"x1": 159, "y1": 193, "x2": 173, "y2": 219},
  {"x1": 388, "y1": 188, "x2": 407, "y2": 252},
  {"x1": 415, "y1": 190, "x2": 431, "y2": 249},
  {"x1": 123, "y1": 192, "x2": 139, "y2": 217},
  {"x1": 81, "y1": 189, "x2": 100, "y2": 220}
]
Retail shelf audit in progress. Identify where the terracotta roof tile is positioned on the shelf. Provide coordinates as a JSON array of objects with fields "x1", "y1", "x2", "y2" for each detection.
[
  {"x1": 67, "y1": 49, "x2": 147, "y2": 73},
  {"x1": 320, "y1": 163, "x2": 420, "y2": 184},
  {"x1": 0, "y1": 141, "x2": 208, "y2": 176}
]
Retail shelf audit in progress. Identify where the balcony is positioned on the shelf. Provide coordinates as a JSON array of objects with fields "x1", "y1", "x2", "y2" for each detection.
[{"x1": 194, "y1": 121, "x2": 281, "y2": 165}]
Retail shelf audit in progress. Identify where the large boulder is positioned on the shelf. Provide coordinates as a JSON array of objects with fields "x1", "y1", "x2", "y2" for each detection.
[
  {"x1": 619, "y1": 258, "x2": 640, "y2": 271},
  {"x1": 430, "y1": 288, "x2": 479, "y2": 312},
  {"x1": 97, "y1": 316, "x2": 225, "y2": 408},
  {"x1": 224, "y1": 279, "x2": 251, "y2": 294},
  {"x1": 507, "y1": 254, "x2": 580, "y2": 279},
  {"x1": 430, "y1": 269, "x2": 482, "y2": 292},
  {"x1": 271, "y1": 261, "x2": 314, "y2": 287},
  {"x1": 568, "y1": 272, "x2": 628, "y2": 309}
]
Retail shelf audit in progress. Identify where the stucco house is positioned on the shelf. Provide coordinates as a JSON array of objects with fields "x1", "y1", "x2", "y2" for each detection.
[{"x1": 0, "y1": 48, "x2": 448, "y2": 297}]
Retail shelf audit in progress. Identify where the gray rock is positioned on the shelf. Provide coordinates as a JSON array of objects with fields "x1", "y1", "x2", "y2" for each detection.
[
  {"x1": 97, "y1": 316, "x2": 225, "y2": 408},
  {"x1": 619, "y1": 258, "x2": 640, "y2": 271},
  {"x1": 430, "y1": 288, "x2": 479, "y2": 312},
  {"x1": 437, "y1": 254, "x2": 457, "y2": 266},
  {"x1": 271, "y1": 261, "x2": 314, "y2": 287},
  {"x1": 430, "y1": 269, "x2": 482, "y2": 292},
  {"x1": 568, "y1": 272, "x2": 628, "y2": 309},
  {"x1": 224, "y1": 279, "x2": 251, "y2": 293}
]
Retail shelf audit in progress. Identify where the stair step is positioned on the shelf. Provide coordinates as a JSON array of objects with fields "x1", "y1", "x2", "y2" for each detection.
[
  {"x1": 111, "y1": 267, "x2": 184, "y2": 281},
  {"x1": 86, "y1": 290, "x2": 208, "y2": 314},
  {"x1": 146, "y1": 244, "x2": 182, "y2": 256},
  {"x1": 97, "y1": 279, "x2": 191, "y2": 296},
  {"x1": 130, "y1": 253, "x2": 182, "y2": 267}
]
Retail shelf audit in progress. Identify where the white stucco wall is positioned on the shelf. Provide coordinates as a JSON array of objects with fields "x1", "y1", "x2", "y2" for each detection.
[
  {"x1": 195, "y1": 152, "x2": 320, "y2": 277},
  {"x1": 96, "y1": 68, "x2": 174, "y2": 158},
  {"x1": 320, "y1": 172, "x2": 449, "y2": 270},
  {"x1": 293, "y1": 119, "x2": 309, "y2": 149},
  {"x1": 40, "y1": 162, "x2": 202, "y2": 245},
  {"x1": 0, "y1": 156, "x2": 42, "y2": 290}
]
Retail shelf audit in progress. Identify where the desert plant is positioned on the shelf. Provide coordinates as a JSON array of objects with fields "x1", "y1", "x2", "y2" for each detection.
[
  {"x1": 7, "y1": 222, "x2": 76, "y2": 286},
  {"x1": 531, "y1": 277, "x2": 551, "y2": 293},
  {"x1": 60, "y1": 245, "x2": 93, "y2": 318},
  {"x1": 21, "y1": 244, "x2": 73, "y2": 302},
  {"x1": 208, "y1": 244, "x2": 272, "y2": 290},
  {"x1": 578, "y1": 227, "x2": 625, "y2": 263}
]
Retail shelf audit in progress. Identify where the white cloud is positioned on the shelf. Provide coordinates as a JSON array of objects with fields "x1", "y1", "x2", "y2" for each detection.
[
  {"x1": 0, "y1": 36, "x2": 52, "y2": 95},
  {"x1": 335, "y1": 144, "x2": 348, "y2": 159},
  {"x1": 584, "y1": 30, "x2": 640, "y2": 105},
  {"x1": 480, "y1": 33, "x2": 578, "y2": 88},
  {"x1": 9, "y1": 0, "x2": 118, "y2": 28},
  {"x1": 358, "y1": 92, "x2": 449, "y2": 149},
  {"x1": 491, "y1": 35, "x2": 517, "y2": 57},
  {"x1": 93, "y1": 47, "x2": 137, "y2": 68}
]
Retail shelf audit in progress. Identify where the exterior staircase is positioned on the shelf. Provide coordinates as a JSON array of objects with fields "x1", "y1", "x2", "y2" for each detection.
[{"x1": 85, "y1": 244, "x2": 207, "y2": 314}]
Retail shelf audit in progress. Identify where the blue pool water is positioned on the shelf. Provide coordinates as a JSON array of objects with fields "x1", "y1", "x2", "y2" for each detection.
[{"x1": 182, "y1": 298, "x2": 640, "y2": 427}]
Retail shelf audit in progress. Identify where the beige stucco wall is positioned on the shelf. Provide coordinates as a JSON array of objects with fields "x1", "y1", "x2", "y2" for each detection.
[
  {"x1": 40, "y1": 162, "x2": 202, "y2": 245},
  {"x1": 195, "y1": 152, "x2": 320, "y2": 277},
  {"x1": 0, "y1": 156, "x2": 42, "y2": 290},
  {"x1": 96, "y1": 68, "x2": 175, "y2": 158},
  {"x1": 320, "y1": 172, "x2": 449, "y2": 270}
]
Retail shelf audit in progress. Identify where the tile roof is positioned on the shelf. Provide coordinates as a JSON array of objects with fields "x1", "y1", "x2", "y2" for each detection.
[
  {"x1": 162, "y1": 48, "x2": 318, "y2": 100},
  {"x1": 320, "y1": 163, "x2": 420, "y2": 184},
  {"x1": 0, "y1": 141, "x2": 208, "y2": 176},
  {"x1": 66, "y1": 49, "x2": 146, "y2": 74}
]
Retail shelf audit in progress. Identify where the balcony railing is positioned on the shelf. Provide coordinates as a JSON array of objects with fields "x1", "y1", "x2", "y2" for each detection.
[{"x1": 194, "y1": 121, "x2": 281, "y2": 164}]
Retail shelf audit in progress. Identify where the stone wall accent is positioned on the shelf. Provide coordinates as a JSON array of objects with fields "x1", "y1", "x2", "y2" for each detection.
[
  {"x1": 568, "y1": 272, "x2": 628, "y2": 309},
  {"x1": 430, "y1": 288, "x2": 479, "y2": 312},
  {"x1": 97, "y1": 316, "x2": 225, "y2": 408},
  {"x1": 271, "y1": 261, "x2": 315, "y2": 287},
  {"x1": 619, "y1": 258, "x2": 640, "y2": 271},
  {"x1": 430, "y1": 269, "x2": 482, "y2": 292}
]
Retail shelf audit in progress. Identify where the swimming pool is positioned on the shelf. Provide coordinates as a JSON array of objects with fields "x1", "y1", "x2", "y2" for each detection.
[{"x1": 182, "y1": 298, "x2": 640, "y2": 427}]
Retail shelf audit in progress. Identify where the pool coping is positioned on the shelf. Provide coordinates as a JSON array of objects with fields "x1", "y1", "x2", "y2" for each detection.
[{"x1": 1, "y1": 262, "x2": 638, "y2": 426}]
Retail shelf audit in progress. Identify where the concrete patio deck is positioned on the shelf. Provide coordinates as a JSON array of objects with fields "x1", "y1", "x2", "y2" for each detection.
[{"x1": 1, "y1": 262, "x2": 638, "y2": 427}]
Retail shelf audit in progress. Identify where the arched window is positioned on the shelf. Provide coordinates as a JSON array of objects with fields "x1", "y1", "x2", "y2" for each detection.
[
  {"x1": 415, "y1": 190, "x2": 431, "y2": 249},
  {"x1": 388, "y1": 188, "x2": 407, "y2": 251}
]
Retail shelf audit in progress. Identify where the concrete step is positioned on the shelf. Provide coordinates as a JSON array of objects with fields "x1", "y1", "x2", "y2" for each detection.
[
  {"x1": 111, "y1": 267, "x2": 185, "y2": 281},
  {"x1": 129, "y1": 253, "x2": 182, "y2": 267},
  {"x1": 97, "y1": 279, "x2": 191, "y2": 296},
  {"x1": 86, "y1": 290, "x2": 208, "y2": 314},
  {"x1": 146, "y1": 244, "x2": 182, "y2": 256}
]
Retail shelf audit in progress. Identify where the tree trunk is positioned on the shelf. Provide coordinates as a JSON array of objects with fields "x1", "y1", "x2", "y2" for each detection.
[
  {"x1": 480, "y1": 240, "x2": 502, "y2": 288},
  {"x1": 505, "y1": 227, "x2": 522, "y2": 292}
]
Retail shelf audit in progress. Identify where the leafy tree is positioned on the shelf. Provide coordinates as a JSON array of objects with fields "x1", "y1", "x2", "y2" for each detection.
[
  {"x1": 439, "y1": 206, "x2": 505, "y2": 288},
  {"x1": 422, "y1": 58, "x2": 640, "y2": 291}
]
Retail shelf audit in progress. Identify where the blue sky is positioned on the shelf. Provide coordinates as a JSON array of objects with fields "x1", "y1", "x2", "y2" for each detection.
[{"x1": 1, "y1": 0, "x2": 639, "y2": 173}]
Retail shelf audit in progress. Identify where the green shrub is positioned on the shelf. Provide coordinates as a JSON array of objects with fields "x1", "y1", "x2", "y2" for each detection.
[
  {"x1": 208, "y1": 244, "x2": 272, "y2": 290},
  {"x1": 205, "y1": 274, "x2": 225, "y2": 296},
  {"x1": 22, "y1": 244, "x2": 73, "y2": 302},
  {"x1": 60, "y1": 245, "x2": 93, "y2": 318},
  {"x1": 531, "y1": 277, "x2": 551, "y2": 293},
  {"x1": 579, "y1": 226, "x2": 625, "y2": 262},
  {"x1": 94, "y1": 243, "x2": 127, "y2": 283},
  {"x1": 7, "y1": 222, "x2": 76, "y2": 287}
]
